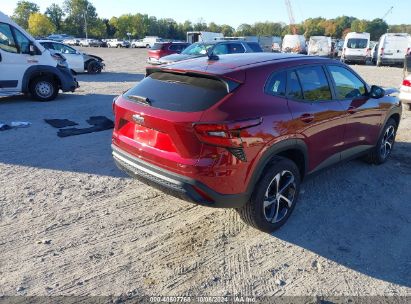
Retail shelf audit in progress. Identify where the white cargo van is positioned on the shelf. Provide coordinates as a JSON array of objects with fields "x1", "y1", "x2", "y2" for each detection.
[
  {"x1": 308, "y1": 36, "x2": 332, "y2": 57},
  {"x1": 0, "y1": 11, "x2": 78, "y2": 101},
  {"x1": 187, "y1": 31, "x2": 223, "y2": 44},
  {"x1": 282, "y1": 35, "x2": 307, "y2": 54},
  {"x1": 376, "y1": 33, "x2": 411, "y2": 66},
  {"x1": 142, "y1": 36, "x2": 162, "y2": 48},
  {"x1": 341, "y1": 32, "x2": 371, "y2": 64}
]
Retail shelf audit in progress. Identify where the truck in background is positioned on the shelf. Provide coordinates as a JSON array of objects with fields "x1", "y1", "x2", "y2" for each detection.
[
  {"x1": 308, "y1": 36, "x2": 332, "y2": 57},
  {"x1": 187, "y1": 31, "x2": 223, "y2": 44},
  {"x1": 376, "y1": 33, "x2": 411, "y2": 66}
]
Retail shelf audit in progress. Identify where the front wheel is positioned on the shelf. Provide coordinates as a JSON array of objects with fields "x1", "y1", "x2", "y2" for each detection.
[
  {"x1": 238, "y1": 157, "x2": 301, "y2": 233},
  {"x1": 365, "y1": 118, "x2": 397, "y2": 165},
  {"x1": 29, "y1": 76, "x2": 58, "y2": 101},
  {"x1": 87, "y1": 60, "x2": 102, "y2": 74}
]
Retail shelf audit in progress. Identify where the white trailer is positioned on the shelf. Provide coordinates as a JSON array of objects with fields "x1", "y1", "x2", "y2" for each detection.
[{"x1": 187, "y1": 31, "x2": 223, "y2": 44}]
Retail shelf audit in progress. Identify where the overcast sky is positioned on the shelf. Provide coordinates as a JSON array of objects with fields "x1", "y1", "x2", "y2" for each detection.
[{"x1": 1, "y1": 0, "x2": 407, "y2": 28}]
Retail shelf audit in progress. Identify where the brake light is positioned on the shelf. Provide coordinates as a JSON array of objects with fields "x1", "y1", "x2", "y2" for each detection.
[
  {"x1": 403, "y1": 79, "x2": 411, "y2": 87},
  {"x1": 380, "y1": 48, "x2": 384, "y2": 55},
  {"x1": 193, "y1": 118, "x2": 262, "y2": 161},
  {"x1": 407, "y1": 48, "x2": 410, "y2": 55}
]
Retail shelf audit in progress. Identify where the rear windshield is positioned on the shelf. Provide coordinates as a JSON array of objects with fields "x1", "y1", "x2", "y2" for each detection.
[
  {"x1": 247, "y1": 42, "x2": 263, "y2": 52},
  {"x1": 347, "y1": 38, "x2": 368, "y2": 49},
  {"x1": 124, "y1": 72, "x2": 228, "y2": 112},
  {"x1": 151, "y1": 43, "x2": 165, "y2": 50}
]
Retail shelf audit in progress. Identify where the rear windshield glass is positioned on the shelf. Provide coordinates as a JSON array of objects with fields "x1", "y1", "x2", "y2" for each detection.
[
  {"x1": 347, "y1": 38, "x2": 368, "y2": 49},
  {"x1": 124, "y1": 72, "x2": 228, "y2": 112},
  {"x1": 247, "y1": 42, "x2": 263, "y2": 52},
  {"x1": 151, "y1": 43, "x2": 165, "y2": 50}
]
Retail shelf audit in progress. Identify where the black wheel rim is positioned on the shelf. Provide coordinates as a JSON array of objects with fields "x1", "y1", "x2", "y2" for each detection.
[{"x1": 263, "y1": 170, "x2": 297, "y2": 223}]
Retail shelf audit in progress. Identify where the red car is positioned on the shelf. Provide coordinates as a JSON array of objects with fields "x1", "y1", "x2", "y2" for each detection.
[
  {"x1": 147, "y1": 42, "x2": 190, "y2": 65},
  {"x1": 112, "y1": 53, "x2": 401, "y2": 232}
]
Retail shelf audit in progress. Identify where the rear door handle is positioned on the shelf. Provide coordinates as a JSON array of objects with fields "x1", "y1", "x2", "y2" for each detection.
[{"x1": 300, "y1": 113, "x2": 314, "y2": 123}]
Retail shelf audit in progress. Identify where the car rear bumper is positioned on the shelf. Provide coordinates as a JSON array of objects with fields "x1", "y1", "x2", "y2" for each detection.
[
  {"x1": 380, "y1": 57, "x2": 405, "y2": 65},
  {"x1": 112, "y1": 144, "x2": 248, "y2": 208},
  {"x1": 343, "y1": 55, "x2": 367, "y2": 62}
]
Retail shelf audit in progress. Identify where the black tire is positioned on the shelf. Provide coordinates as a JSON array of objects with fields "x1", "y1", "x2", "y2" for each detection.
[
  {"x1": 146, "y1": 44, "x2": 150, "y2": 49},
  {"x1": 87, "y1": 60, "x2": 102, "y2": 74},
  {"x1": 237, "y1": 157, "x2": 301, "y2": 233},
  {"x1": 377, "y1": 58, "x2": 382, "y2": 67},
  {"x1": 365, "y1": 118, "x2": 397, "y2": 165},
  {"x1": 29, "y1": 76, "x2": 58, "y2": 101}
]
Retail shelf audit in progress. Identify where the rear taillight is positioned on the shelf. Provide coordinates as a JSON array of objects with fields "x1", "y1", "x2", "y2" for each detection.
[
  {"x1": 193, "y1": 118, "x2": 262, "y2": 161},
  {"x1": 380, "y1": 47, "x2": 384, "y2": 55},
  {"x1": 407, "y1": 48, "x2": 410, "y2": 55},
  {"x1": 403, "y1": 79, "x2": 411, "y2": 87},
  {"x1": 366, "y1": 48, "x2": 371, "y2": 56}
]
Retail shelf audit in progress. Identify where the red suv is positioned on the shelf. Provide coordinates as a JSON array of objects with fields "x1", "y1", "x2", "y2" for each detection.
[
  {"x1": 112, "y1": 53, "x2": 402, "y2": 232},
  {"x1": 147, "y1": 42, "x2": 190, "y2": 65}
]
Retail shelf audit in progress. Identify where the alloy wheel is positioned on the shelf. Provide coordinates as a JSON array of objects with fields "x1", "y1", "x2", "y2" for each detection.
[
  {"x1": 380, "y1": 125, "x2": 395, "y2": 159},
  {"x1": 263, "y1": 170, "x2": 297, "y2": 223}
]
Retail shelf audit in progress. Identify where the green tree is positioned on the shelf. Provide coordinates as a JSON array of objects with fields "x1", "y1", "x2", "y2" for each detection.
[
  {"x1": 63, "y1": 0, "x2": 99, "y2": 37},
  {"x1": 12, "y1": 0, "x2": 39, "y2": 29},
  {"x1": 303, "y1": 18, "x2": 326, "y2": 37},
  {"x1": 45, "y1": 4, "x2": 65, "y2": 32},
  {"x1": 236, "y1": 24, "x2": 254, "y2": 36},
  {"x1": 220, "y1": 24, "x2": 235, "y2": 37},
  {"x1": 28, "y1": 12, "x2": 55, "y2": 37},
  {"x1": 366, "y1": 18, "x2": 388, "y2": 40}
]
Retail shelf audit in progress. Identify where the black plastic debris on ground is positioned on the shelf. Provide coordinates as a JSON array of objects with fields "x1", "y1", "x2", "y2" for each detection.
[
  {"x1": 44, "y1": 119, "x2": 78, "y2": 128},
  {"x1": 0, "y1": 124, "x2": 13, "y2": 131},
  {"x1": 57, "y1": 116, "x2": 114, "y2": 138}
]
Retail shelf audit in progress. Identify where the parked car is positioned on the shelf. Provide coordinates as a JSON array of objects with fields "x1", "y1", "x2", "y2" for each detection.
[
  {"x1": 63, "y1": 38, "x2": 80, "y2": 46},
  {"x1": 399, "y1": 75, "x2": 411, "y2": 110},
  {"x1": 112, "y1": 53, "x2": 401, "y2": 232},
  {"x1": 141, "y1": 37, "x2": 162, "y2": 48},
  {"x1": 282, "y1": 35, "x2": 307, "y2": 54},
  {"x1": 107, "y1": 39, "x2": 130, "y2": 48},
  {"x1": 308, "y1": 36, "x2": 332, "y2": 57},
  {"x1": 0, "y1": 11, "x2": 78, "y2": 101},
  {"x1": 147, "y1": 42, "x2": 191, "y2": 64},
  {"x1": 375, "y1": 33, "x2": 411, "y2": 66},
  {"x1": 157, "y1": 41, "x2": 262, "y2": 65},
  {"x1": 79, "y1": 38, "x2": 103, "y2": 47},
  {"x1": 131, "y1": 39, "x2": 146, "y2": 48},
  {"x1": 38, "y1": 40, "x2": 104, "y2": 74},
  {"x1": 47, "y1": 34, "x2": 73, "y2": 42},
  {"x1": 341, "y1": 32, "x2": 371, "y2": 64}
]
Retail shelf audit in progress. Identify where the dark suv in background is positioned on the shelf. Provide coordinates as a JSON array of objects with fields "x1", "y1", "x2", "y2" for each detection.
[
  {"x1": 154, "y1": 40, "x2": 263, "y2": 65},
  {"x1": 112, "y1": 53, "x2": 401, "y2": 232}
]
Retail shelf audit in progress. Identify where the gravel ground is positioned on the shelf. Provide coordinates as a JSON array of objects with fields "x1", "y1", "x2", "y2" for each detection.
[{"x1": 0, "y1": 48, "x2": 410, "y2": 298}]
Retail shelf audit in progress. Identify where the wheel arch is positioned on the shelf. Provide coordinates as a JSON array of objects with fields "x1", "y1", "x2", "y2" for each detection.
[
  {"x1": 22, "y1": 66, "x2": 62, "y2": 93},
  {"x1": 246, "y1": 139, "x2": 308, "y2": 195}
]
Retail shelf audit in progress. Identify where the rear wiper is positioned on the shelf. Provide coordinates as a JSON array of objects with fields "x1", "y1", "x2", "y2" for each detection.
[{"x1": 127, "y1": 95, "x2": 151, "y2": 105}]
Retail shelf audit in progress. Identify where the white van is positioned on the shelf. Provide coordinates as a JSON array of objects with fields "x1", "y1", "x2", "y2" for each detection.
[
  {"x1": 282, "y1": 35, "x2": 307, "y2": 54},
  {"x1": 187, "y1": 31, "x2": 223, "y2": 44},
  {"x1": 341, "y1": 32, "x2": 371, "y2": 64},
  {"x1": 376, "y1": 33, "x2": 411, "y2": 66},
  {"x1": 308, "y1": 36, "x2": 332, "y2": 57},
  {"x1": 142, "y1": 36, "x2": 162, "y2": 48},
  {"x1": 0, "y1": 11, "x2": 78, "y2": 101}
]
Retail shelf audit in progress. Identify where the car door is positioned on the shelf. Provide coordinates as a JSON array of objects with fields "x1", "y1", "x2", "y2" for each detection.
[
  {"x1": 0, "y1": 22, "x2": 22, "y2": 94},
  {"x1": 286, "y1": 65, "x2": 347, "y2": 172},
  {"x1": 0, "y1": 22, "x2": 34, "y2": 95},
  {"x1": 326, "y1": 65, "x2": 383, "y2": 155},
  {"x1": 52, "y1": 42, "x2": 84, "y2": 72}
]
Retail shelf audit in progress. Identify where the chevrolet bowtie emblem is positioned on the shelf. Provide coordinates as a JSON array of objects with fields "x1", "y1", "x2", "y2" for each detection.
[{"x1": 132, "y1": 114, "x2": 145, "y2": 124}]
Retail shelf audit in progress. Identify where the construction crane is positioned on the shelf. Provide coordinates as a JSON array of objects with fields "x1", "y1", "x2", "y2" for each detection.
[
  {"x1": 284, "y1": 0, "x2": 297, "y2": 34},
  {"x1": 382, "y1": 6, "x2": 394, "y2": 21}
]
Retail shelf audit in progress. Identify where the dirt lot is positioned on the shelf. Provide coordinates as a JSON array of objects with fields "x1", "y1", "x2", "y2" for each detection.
[{"x1": 0, "y1": 48, "x2": 410, "y2": 298}]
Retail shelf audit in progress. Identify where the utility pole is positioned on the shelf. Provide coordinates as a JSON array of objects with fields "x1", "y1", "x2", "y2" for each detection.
[{"x1": 84, "y1": 3, "x2": 89, "y2": 39}]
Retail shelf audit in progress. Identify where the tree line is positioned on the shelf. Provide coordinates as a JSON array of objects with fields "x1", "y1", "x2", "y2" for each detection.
[{"x1": 11, "y1": 0, "x2": 411, "y2": 41}]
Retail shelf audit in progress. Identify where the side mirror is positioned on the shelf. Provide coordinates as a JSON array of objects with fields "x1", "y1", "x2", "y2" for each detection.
[
  {"x1": 29, "y1": 43, "x2": 38, "y2": 56},
  {"x1": 369, "y1": 85, "x2": 385, "y2": 99}
]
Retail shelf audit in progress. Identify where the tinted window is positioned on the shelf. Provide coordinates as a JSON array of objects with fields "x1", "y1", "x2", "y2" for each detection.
[
  {"x1": 347, "y1": 38, "x2": 368, "y2": 49},
  {"x1": 169, "y1": 44, "x2": 182, "y2": 51},
  {"x1": 124, "y1": 72, "x2": 229, "y2": 112},
  {"x1": 287, "y1": 71, "x2": 303, "y2": 100},
  {"x1": 13, "y1": 28, "x2": 30, "y2": 54},
  {"x1": 228, "y1": 43, "x2": 245, "y2": 54},
  {"x1": 0, "y1": 23, "x2": 17, "y2": 53},
  {"x1": 247, "y1": 42, "x2": 263, "y2": 52},
  {"x1": 213, "y1": 43, "x2": 229, "y2": 55},
  {"x1": 266, "y1": 71, "x2": 287, "y2": 97},
  {"x1": 182, "y1": 43, "x2": 213, "y2": 55},
  {"x1": 40, "y1": 42, "x2": 54, "y2": 50},
  {"x1": 151, "y1": 43, "x2": 164, "y2": 50},
  {"x1": 328, "y1": 65, "x2": 367, "y2": 99},
  {"x1": 296, "y1": 66, "x2": 332, "y2": 101}
]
